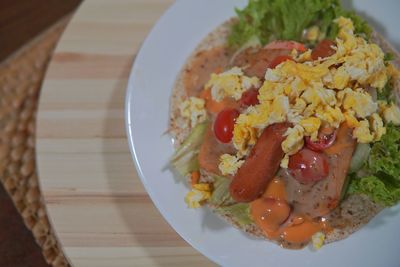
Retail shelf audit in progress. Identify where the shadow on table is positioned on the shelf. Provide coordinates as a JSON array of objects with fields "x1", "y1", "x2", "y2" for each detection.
[{"x1": 100, "y1": 59, "x2": 216, "y2": 267}]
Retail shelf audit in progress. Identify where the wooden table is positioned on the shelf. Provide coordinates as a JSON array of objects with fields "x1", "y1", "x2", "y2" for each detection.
[{"x1": 36, "y1": 1, "x2": 215, "y2": 266}]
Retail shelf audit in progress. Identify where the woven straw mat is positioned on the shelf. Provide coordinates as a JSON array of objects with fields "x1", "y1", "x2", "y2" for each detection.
[{"x1": 0, "y1": 17, "x2": 71, "y2": 267}]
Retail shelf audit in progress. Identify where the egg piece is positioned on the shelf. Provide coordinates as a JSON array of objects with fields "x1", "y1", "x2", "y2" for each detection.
[
  {"x1": 344, "y1": 110, "x2": 359, "y2": 128},
  {"x1": 264, "y1": 68, "x2": 281, "y2": 82},
  {"x1": 282, "y1": 125, "x2": 305, "y2": 157},
  {"x1": 315, "y1": 106, "x2": 344, "y2": 128},
  {"x1": 258, "y1": 80, "x2": 284, "y2": 102},
  {"x1": 288, "y1": 77, "x2": 308, "y2": 101},
  {"x1": 353, "y1": 120, "x2": 374, "y2": 143},
  {"x1": 312, "y1": 232, "x2": 326, "y2": 250},
  {"x1": 279, "y1": 60, "x2": 330, "y2": 83},
  {"x1": 295, "y1": 49, "x2": 313, "y2": 63},
  {"x1": 300, "y1": 117, "x2": 321, "y2": 141},
  {"x1": 287, "y1": 98, "x2": 307, "y2": 124},
  {"x1": 305, "y1": 26, "x2": 320, "y2": 42},
  {"x1": 342, "y1": 88, "x2": 377, "y2": 118},
  {"x1": 332, "y1": 66, "x2": 350, "y2": 90},
  {"x1": 206, "y1": 67, "x2": 260, "y2": 101},
  {"x1": 335, "y1": 16, "x2": 354, "y2": 34},
  {"x1": 383, "y1": 103, "x2": 400, "y2": 125},
  {"x1": 218, "y1": 154, "x2": 245, "y2": 176},
  {"x1": 179, "y1": 97, "x2": 207, "y2": 128},
  {"x1": 369, "y1": 113, "x2": 386, "y2": 141},
  {"x1": 301, "y1": 86, "x2": 336, "y2": 106},
  {"x1": 233, "y1": 121, "x2": 258, "y2": 154},
  {"x1": 184, "y1": 183, "x2": 212, "y2": 208},
  {"x1": 280, "y1": 154, "x2": 290, "y2": 169},
  {"x1": 242, "y1": 76, "x2": 261, "y2": 90},
  {"x1": 368, "y1": 69, "x2": 388, "y2": 89},
  {"x1": 269, "y1": 95, "x2": 290, "y2": 124}
]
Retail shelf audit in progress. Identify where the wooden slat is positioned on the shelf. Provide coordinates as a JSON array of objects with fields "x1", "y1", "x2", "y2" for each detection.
[{"x1": 36, "y1": 0, "x2": 216, "y2": 266}]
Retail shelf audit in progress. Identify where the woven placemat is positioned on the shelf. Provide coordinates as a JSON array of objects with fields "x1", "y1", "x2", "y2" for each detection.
[{"x1": 0, "y1": 16, "x2": 71, "y2": 267}]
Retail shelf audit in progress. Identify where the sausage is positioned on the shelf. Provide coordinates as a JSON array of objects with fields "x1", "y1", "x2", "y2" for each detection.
[
  {"x1": 232, "y1": 48, "x2": 291, "y2": 79},
  {"x1": 230, "y1": 123, "x2": 290, "y2": 202},
  {"x1": 311, "y1": 39, "x2": 336, "y2": 60}
]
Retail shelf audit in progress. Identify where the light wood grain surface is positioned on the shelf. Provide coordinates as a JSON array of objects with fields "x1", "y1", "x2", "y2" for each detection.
[{"x1": 36, "y1": 1, "x2": 215, "y2": 266}]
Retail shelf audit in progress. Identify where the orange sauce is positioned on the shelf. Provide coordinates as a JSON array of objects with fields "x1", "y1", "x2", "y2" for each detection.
[
  {"x1": 262, "y1": 177, "x2": 287, "y2": 200},
  {"x1": 250, "y1": 177, "x2": 332, "y2": 247},
  {"x1": 281, "y1": 219, "x2": 321, "y2": 244},
  {"x1": 251, "y1": 198, "x2": 291, "y2": 231}
]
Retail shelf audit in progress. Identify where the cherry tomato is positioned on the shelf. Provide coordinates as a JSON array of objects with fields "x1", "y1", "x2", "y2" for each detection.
[
  {"x1": 214, "y1": 108, "x2": 240, "y2": 143},
  {"x1": 240, "y1": 88, "x2": 259, "y2": 107},
  {"x1": 268, "y1": 55, "x2": 293, "y2": 69},
  {"x1": 311, "y1": 39, "x2": 336, "y2": 60},
  {"x1": 305, "y1": 128, "x2": 337, "y2": 152},
  {"x1": 288, "y1": 148, "x2": 329, "y2": 184},
  {"x1": 264, "y1": 40, "x2": 306, "y2": 52}
]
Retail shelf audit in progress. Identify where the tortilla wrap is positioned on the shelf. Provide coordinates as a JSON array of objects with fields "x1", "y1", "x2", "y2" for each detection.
[{"x1": 169, "y1": 19, "x2": 399, "y2": 246}]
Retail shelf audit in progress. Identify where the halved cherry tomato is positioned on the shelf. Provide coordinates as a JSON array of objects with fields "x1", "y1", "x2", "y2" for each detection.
[
  {"x1": 264, "y1": 40, "x2": 306, "y2": 52},
  {"x1": 288, "y1": 148, "x2": 329, "y2": 184},
  {"x1": 311, "y1": 39, "x2": 336, "y2": 60},
  {"x1": 240, "y1": 88, "x2": 259, "y2": 107},
  {"x1": 305, "y1": 127, "x2": 337, "y2": 152},
  {"x1": 268, "y1": 55, "x2": 293, "y2": 69},
  {"x1": 213, "y1": 108, "x2": 240, "y2": 143}
]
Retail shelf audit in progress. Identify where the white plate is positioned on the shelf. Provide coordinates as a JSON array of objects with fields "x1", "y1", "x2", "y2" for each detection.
[{"x1": 126, "y1": 1, "x2": 400, "y2": 266}]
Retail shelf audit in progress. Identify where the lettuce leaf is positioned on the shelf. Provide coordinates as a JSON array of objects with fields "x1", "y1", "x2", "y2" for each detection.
[
  {"x1": 216, "y1": 203, "x2": 253, "y2": 226},
  {"x1": 170, "y1": 122, "x2": 208, "y2": 177},
  {"x1": 349, "y1": 124, "x2": 400, "y2": 206},
  {"x1": 229, "y1": 0, "x2": 371, "y2": 48},
  {"x1": 349, "y1": 175, "x2": 400, "y2": 206},
  {"x1": 209, "y1": 176, "x2": 234, "y2": 207}
]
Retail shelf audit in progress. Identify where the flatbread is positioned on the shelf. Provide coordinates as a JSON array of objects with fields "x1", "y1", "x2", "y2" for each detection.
[{"x1": 169, "y1": 20, "x2": 398, "y2": 247}]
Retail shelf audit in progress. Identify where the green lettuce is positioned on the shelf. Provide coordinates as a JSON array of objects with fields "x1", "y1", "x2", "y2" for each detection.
[
  {"x1": 349, "y1": 124, "x2": 400, "y2": 206},
  {"x1": 216, "y1": 203, "x2": 253, "y2": 226},
  {"x1": 229, "y1": 0, "x2": 371, "y2": 48},
  {"x1": 209, "y1": 176, "x2": 234, "y2": 206},
  {"x1": 170, "y1": 122, "x2": 208, "y2": 177},
  {"x1": 377, "y1": 81, "x2": 395, "y2": 103}
]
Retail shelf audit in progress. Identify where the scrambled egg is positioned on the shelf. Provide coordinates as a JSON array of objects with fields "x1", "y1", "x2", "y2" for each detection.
[
  {"x1": 218, "y1": 154, "x2": 245, "y2": 176},
  {"x1": 228, "y1": 16, "x2": 395, "y2": 165},
  {"x1": 206, "y1": 67, "x2": 261, "y2": 101},
  {"x1": 305, "y1": 25, "x2": 320, "y2": 42},
  {"x1": 300, "y1": 117, "x2": 321, "y2": 141},
  {"x1": 311, "y1": 232, "x2": 325, "y2": 250},
  {"x1": 382, "y1": 102, "x2": 400, "y2": 125},
  {"x1": 179, "y1": 97, "x2": 207, "y2": 128},
  {"x1": 184, "y1": 183, "x2": 212, "y2": 208}
]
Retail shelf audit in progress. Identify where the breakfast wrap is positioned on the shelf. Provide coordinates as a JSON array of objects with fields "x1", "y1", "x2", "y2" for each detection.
[{"x1": 169, "y1": 0, "x2": 400, "y2": 249}]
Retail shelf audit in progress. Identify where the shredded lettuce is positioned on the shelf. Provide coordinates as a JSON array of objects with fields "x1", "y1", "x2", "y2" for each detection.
[
  {"x1": 210, "y1": 176, "x2": 234, "y2": 206},
  {"x1": 170, "y1": 122, "x2": 208, "y2": 177},
  {"x1": 216, "y1": 203, "x2": 253, "y2": 226},
  {"x1": 377, "y1": 82, "x2": 395, "y2": 103},
  {"x1": 384, "y1": 52, "x2": 395, "y2": 62},
  {"x1": 349, "y1": 124, "x2": 400, "y2": 206},
  {"x1": 229, "y1": 0, "x2": 371, "y2": 48}
]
